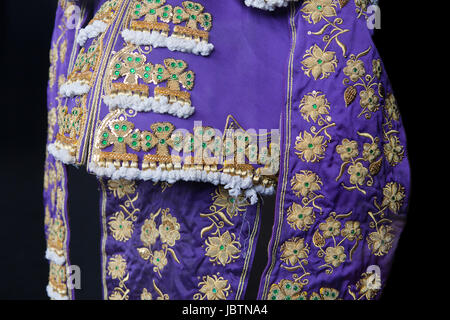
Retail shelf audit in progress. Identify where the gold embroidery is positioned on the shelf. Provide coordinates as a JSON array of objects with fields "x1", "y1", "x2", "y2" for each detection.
[
  {"x1": 131, "y1": 0, "x2": 173, "y2": 32},
  {"x1": 348, "y1": 269, "x2": 382, "y2": 300},
  {"x1": 301, "y1": 45, "x2": 338, "y2": 80},
  {"x1": 107, "y1": 254, "x2": 130, "y2": 300},
  {"x1": 93, "y1": 111, "x2": 279, "y2": 188},
  {"x1": 137, "y1": 208, "x2": 181, "y2": 277},
  {"x1": 49, "y1": 262, "x2": 67, "y2": 296},
  {"x1": 335, "y1": 132, "x2": 382, "y2": 194},
  {"x1": 107, "y1": 179, "x2": 139, "y2": 242},
  {"x1": 301, "y1": 0, "x2": 349, "y2": 56},
  {"x1": 295, "y1": 91, "x2": 335, "y2": 162},
  {"x1": 312, "y1": 211, "x2": 362, "y2": 274},
  {"x1": 290, "y1": 170, "x2": 323, "y2": 212},
  {"x1": 172, "y1": 1, "x2": 212, "y2": 42},
  {"x1": 200, "y1": 187, "x2": 251, "y2": 266},
  {"x1": 194, "y1": 274, "x2": 230, "y2": 300}
]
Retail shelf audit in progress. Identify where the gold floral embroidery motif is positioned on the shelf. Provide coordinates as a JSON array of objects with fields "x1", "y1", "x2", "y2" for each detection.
[
  {"x1": 194, "y1": 274, "x2": 230, "y2": 300},
  {"x1": 335, "y1": 132, "x2": 382, "y2": 194},
  {"x1": 366, "y1": 182, "x2": 405, "y2": 256},
  {"x1": 301, "y1": 45, "x2": 338, "y2": 80},
  {"x1": 301, "y1": 0, "x2": 350, "y2": 57},
  {"x1": 68, "y1": 41, "x2": 101, "y2": 83},
  {"x1": 312, "y1": 211, "x2": 362, "y2": 274},
  {"x1": 268, "y1": 278, "x2": 340, "y2": 300},
  {"x1": 280, "y1": 237, "x2": 311, "y2": 277},
  {"x1": 295, "y1": 91, "x2": 335, "y2": 162},
  {"x1": 107, "y1": 254, "x2": 130, "y2": 300},
  {"x1": 290, "y1": 170, "x2": 323, "y2": 212},
  {"x1": 107, "y1": 179, "x2": 139, "y2": 242},
  {"x1": 136, "y1": 208, "x2": 181, "y2": 277},
  {"x1": 154, "y1": 58, "x2": 195, "y2": 104},
  {"x1": 343, "y1": 47, "x2": 382, "y2": 119},
  {"x1": 348, "y1": 269, "x2": 382, "y2": 300},
  {"x1": 200, "y1": 187, "x2": 250, "y2": 266},
  {"x1": 382, "y1": 93, "x2": 405, "y2": 167}
]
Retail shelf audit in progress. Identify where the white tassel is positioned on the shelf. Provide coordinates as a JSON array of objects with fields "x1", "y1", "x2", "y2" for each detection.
[
  {"x1": 59, "y1": 81, "x2": 90, "y2": 98},
  {"x1": 103, "y1": 94, "x2": 195, "y2": 119},
  {"x1": 45, "y1": 248, "x2": 66, "y2": 265},
  {"x1": 47, "y1": 143, "x2": 76, "y2": 164},
  {"x1": 46, "y1": 285, "x2": 69, "y2": 300},
  {"x1": 244, "y1": 0, "x2": 296, "y2": 11}
]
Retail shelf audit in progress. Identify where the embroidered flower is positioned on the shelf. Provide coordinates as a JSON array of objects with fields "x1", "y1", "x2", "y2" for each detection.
[
  {"x1": 341, "y1": 221, "x2": 361, "y2": 241},
  {"x1": 356, "y1": 272, "x2": 381, "y2": 300},
  {"x1": 367, "y1": 225, "x2": 395, "y2": 256},
  {"x1": 381, "y1": 182, "x2": 406, "y2": 214},
  {"x1": 198, "y1": 275, "x2": 230, "y2": 300},
  {"x1": 141, "y1": 218, "x2": 159, "y2": 247},
  {"x1": 336, "y1": 139, "x2": 359, "y2": 161},
  {"x1": 301, "y1": 0, "x2": 337, "y2": 24},
  {"x1": 348, "y1": 162, "x2": 369, "y2": 185},
  {"x1": 109, "y1": 211, "x2": 133, "y2": 242},
  {"x1": 301, "y1": 45, "x2": 337, "y2": 80},
  {"x1": 372, "y1": 59, "x2": 382, "y2": 79},
  {"x1": 287, "y1": 203, "x2": 315, "y2": 231},
  {"x1": 324, "y1": 246, "x2": 346, "y2": 267},
  {"x1": 299, "y1": 91, "x2": 330, "y2": 122},
  {"x1": 384, "y1": 135, "x2": 404, "y2": 166},
  {"x1": 152, "y1": 250, "x2": 168, "y2": 270},
  {"x1": 268, "y1": 280, "x2": 304, "y2": 300},
  {"x1": 362, "y1": 142, "x2": 381, "y2": 162},
  {"x1": 205, "y1": 231, "x2": 241, "y2": 266},
  {"x1": 319, "y1": 217, "x2": 341, "y2": 238},
  {"x1": 343, "y1": 58, "x2": 366, "y2": 82},
  {"x1": 107, "y1": 255, "x2": 127, "y2": 279},
  {"x1": 360, "y1": 88, "x2": 380, "y2": 112},
  {"x1": 384, "y1": 93, "x2": 400, "y2": 121},
  {"x1": 107, "y1": 179, "x2": 136, "y2": 199},
  {"x1": 319, "y1": 287, "x2": 340, "y2": 300},
  {"x1": 280, "y1": 237, "x2": 309, "y2": 266},
  {"x1": 291, "y1": 170, "x2": 322, "y2": 198},
  {"x1": 294, "y1": 131, "x2": 326, "y2": 162},
  {"x1": 140, "y1": 288, "x2": 152, "y2": 300},
  {"x1": 159, "y1": 213, "x2": 180, "y2": 246}
]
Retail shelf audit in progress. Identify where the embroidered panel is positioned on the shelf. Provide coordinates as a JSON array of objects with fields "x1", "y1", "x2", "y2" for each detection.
[
  {"x1": 100, "y1": 178, "x2": 261, "y2": 299},
  {"x1": 258, "y1": 1, "x2": 410, "y2": 300}
]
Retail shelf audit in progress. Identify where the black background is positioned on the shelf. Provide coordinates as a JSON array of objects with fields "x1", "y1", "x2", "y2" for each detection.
[{"x1": 0, "y1": 0, "x2": 430, "y2": 301}]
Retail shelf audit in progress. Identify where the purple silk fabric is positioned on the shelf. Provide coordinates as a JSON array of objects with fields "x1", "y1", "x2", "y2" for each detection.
[{"x1": 44, "y1": 0, "x2": 410, "y2": 300}]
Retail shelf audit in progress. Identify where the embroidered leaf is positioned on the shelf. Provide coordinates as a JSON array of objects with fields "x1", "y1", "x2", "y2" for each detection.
[
  {"x1": 200, "y1": 223, "x2": 215, "y2": 238},
  {"x1": 344, "y1": 86, "x2": 357, "y2": 107},
  {"x1": 369, "y1": 157, "x2": 383, "y2": 176},
  {"x1": 378, "y1": 83, "x2": 385, "y2": 98},
  {"x1": 137, "y1": 247, "x2": 151, "y2": 260},
  {"x1": 313, "y1": 230, "x2": 326, "y2": 248}
]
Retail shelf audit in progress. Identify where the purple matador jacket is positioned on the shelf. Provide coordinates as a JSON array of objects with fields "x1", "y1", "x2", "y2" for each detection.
[{"x1": 44, "y1": 0, "x2": 410, "y2": 300}]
